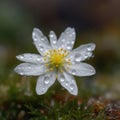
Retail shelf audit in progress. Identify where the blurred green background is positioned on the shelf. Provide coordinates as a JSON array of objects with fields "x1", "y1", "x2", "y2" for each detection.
[{"x1": 0, "y1": 0, "x2": 120, "y2": 119}]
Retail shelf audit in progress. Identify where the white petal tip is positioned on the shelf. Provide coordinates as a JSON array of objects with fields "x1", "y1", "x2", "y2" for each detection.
[
  {"x1": 14, "y1": 67, "x2": 24, "y2": 76},
  {"x1": 36, "y1": 88, "x2": 46, "y2": 95},
  {"x1": 16, "y1": 55, "x2": 19, "y2": 59},
  {"x1": 16, "y1": 55, "x2": 23, "y2": 61},
  {"x1": 33, "y1": 28, "x2": 39, "y2": 31},
  {"x1": 89, "y1": 43, "x2": 96, "y2": 50},
  {"x1": 70, "y1": 87, "x2": 78, "y2": 96},
  {"x1": 91, "y1": 68, "x2": 96, "y2": 75},
  {"x1": 66, "y1": 27, "x2": 75, "y2": 33}
]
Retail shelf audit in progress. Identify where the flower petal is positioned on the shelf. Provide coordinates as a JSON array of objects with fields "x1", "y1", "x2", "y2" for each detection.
[
  {"x1": 68, "y1": 43, "x2": 96, "y2": 62},
  {"x1": 14, "y1": 63, "x2": 47, "y2": 76},
  {"x1": 65, "y1": 62, "x2": 96, "y2": 76},
  {"x1": 57, "y1": 27, "x2": 76, "y2": 51},
  {"x1": 32, "y1": 28, "x2": 52, "y2": 55},
  {"x1": 36, "y1": 71, "x2": 56, "y2": 95},
  {"x1": 49, "y1": 31, "x2": 57, "y2": 49},
  {"x1": 16, "y1": 53, "x2": 47, "y2": 64},
  {"x1": 58, "y1": 70, "x2": 78, "y2": 95}
]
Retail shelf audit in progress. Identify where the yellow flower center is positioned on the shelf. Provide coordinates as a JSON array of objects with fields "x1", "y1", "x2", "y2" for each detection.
[{"x1": 44, "y1": 48, "x2": 71, "y2": 70}]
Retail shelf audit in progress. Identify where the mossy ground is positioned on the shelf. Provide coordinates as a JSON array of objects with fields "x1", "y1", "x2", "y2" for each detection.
[{"x1": 0, "y1": 74, "x2": 120, "y2": 120}]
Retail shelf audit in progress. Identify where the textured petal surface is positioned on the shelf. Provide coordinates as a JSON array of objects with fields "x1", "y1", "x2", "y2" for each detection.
[
  {"x1": 32, "y1": 28, "x2": 52, "y2": 55},
  {"x1": 36, "y1": 71, "x2": 56, "y2": 95},
  {"x1": 57, "y1": 27, "x2": 76, "y2": 51},
  {"x1": 67, "y1": 43, "x2": 96, "y2": 62},
  {"x1": 16, "y1": 53, "x2": 47, "y2": 64},
  {"x1": 65, "y1": 62, "x2": 96, "y2": 76},
  {"x1": 58, "y1": 70, "x2": 78, "y2": 95},
  {"x1": 49, "y1": 31, "x2": 57, "y2": 49},
  {"x1": 14, "y1": 63, "x2": 47, "y2": 76}
]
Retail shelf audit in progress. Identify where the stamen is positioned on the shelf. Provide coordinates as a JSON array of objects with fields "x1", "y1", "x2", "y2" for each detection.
[{"x1": 44, "y1": 48, "x2": 71, "y2": 71}]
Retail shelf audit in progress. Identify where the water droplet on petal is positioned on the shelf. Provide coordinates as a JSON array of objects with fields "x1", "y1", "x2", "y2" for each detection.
[
  {"x1": 28, "y1": 66, "x2": 31, "y2": 69},
  {"x1": 37, "y1": 58, "x2": 41, "y2": 62},
  {"x1": 71, "y1": 70, "x2": 76, "y2": 75},
  {"x1": 41, "y1": 88, "x2": 45, "y2": 94},
  {"x1": 17, "y1": 67, "x2": 21, "y2": 70},
  {"x1": 52, "y1": 40, "x2": 57, "y2": 44},
  {"x1": 41, "y1": 37, "x2": 45, "y2": 41},
  {"x1": 33, "y1": 33, "x2": 37, "y2": 41},
  {"x1": 75, "y1": 54, "x2": 81, "y2": 62},
  {"x1": 87, "y1": 47, "x2": 92, "y2": 51},
  {"x1": 38, "y1": 43, "x2": 41, "y2": 46},
  {"x1": 84, "y1": 55, "x2": 88, "y2": 59},
  {"x1": 70, "y1": 84, "x2": 74, "y2": 91},
  {"x1": 65, "y1": 81, "x2": 69, "y2": 86},
  {"x1": 20, "y1": 72, "x2": 24, "y2": 75},
  {"x1": 50, "y1": 33, "x2": 54, "y2": 38},
  {"x1": 66, "y1": 45, "x2": 71, "y2": 50},
  {"x1": 29, "y1": 56, "x2": 32, "y2": 60},
  {"x1": 39, "y1": 46, "x2": 44, "y2": 51},
  {"x1": 90, "y1": 69, "x2": 95, "y2": 73},
  {"x1": 20, "y1": 55, "x2": 24, "y2": 59},
  {"x1": 44, "y1": 76, "x2": 50, "y2": 85},
  {"x1": 86, "y1": 52, "x2": 92, "y2": 57},
  {"x1": 60, "y1": 75, "x2": 65, "y2": 82},
  {"x1": 71, "y1": 40, "x2": 74, "y2": 45},
  {"x1": 61, "y1": 39, "x2": 65, "y2": 42}
]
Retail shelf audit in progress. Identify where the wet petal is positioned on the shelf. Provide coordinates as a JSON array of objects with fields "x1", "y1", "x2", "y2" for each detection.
[
  {"x1": 58, "y1": 70, "x2": 78, "y2": 95},
  {"x1": 65, "y1": 62, "x2": 96, "y2": 76},
  {"x1": 32, "y1": 28, "x2": 52, "y2": 55},
  {"x1": 68, "y1": 43, "x2": 96, "y2": 62},
  {"x1": 14, "y1": 63, "x2": 47, "y2": 76},
  {"x1": 36, "y1": 71, "x2": 56, "y2": 95},
  {"x1": 57, "y1": 27, "x2": 76, "y2": 51},
  {"x1": 16, "y1": 53, "x2": 47, "y2": 64},
  {"x1": 49, "y1": 31, "x2": 57, "y2": 49}
]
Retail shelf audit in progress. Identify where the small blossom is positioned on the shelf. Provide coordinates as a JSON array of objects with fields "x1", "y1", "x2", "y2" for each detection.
[{"x1": 14, "y1": 27, "x2": 96, "y2": 95}]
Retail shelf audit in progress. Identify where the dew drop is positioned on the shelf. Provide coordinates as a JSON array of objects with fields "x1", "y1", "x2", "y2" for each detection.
[
  {"x1": 90, "y1": 69, "x2": 95, "y2": 73},
  {"x1": 52, "y1": 40, "x2": 57, "y2": 44},
  {"x1": 60, "y1": 75, "x2": 65, "y2": 82},
  {"x1": 71, "y1": 40, "x2": 74, "y2": 45},
  {"x1": 41, "y1": 88, "x2": 45, "y2": 94},
  {"x1": 84, "y1": 55, "x2": 88, "y2": 59},
  {"x1": 20, "y1": 55, "x2": 24, "y2": 59},
  {"x1": 41, "y1": 37, "x2": 45, "y2": 41},
  {"x1": 75, "y1": 54, "x2": 81, "y2": 62},
  {"x1": 28, "y1": 66, "x2": 31, "y2": 69},
  {"x1": 37, "y1": 58, "x2": 41, "y2": 61},
  {"x1": 87, "y1": 52, "x2": 92, "y2": 57},
  {"x1": 44, "y1": 76, "x2": 50, "y2": 85},
  {"x1": 72, "y1": 32, "x2": 75, "y2": 35},
  {"x1": 69, "y1": 31, "x2": 75, "y2": 37},
  {"x1": 38, "y1": 43, "x2": 41, "y2": 46},
  {"x1": 20, "y1": 72, "x2": 24, "y2": 75},
  {"x1": 17, "y1": 67, "x2": 21, "y2": 70},
  {"x1": 71, "y1": 70, "x2": 76, "y2": 75},
  {"x1": 66, "y1": 44, "x2": 71, "y2": 50},
  {"x1": 61, "y1": 39, "x2": 65, "y2": 42},
  {"x1": 29, "y1": 56, "x2": 32, "y2": 60},
  {"x1": 39, "y1": 46, "x2": 44, "y2": 51},
  {"x1": 87, "y1": 47, "x2": 92, "y2": 51},
  {"x1": 50, "y1": 34, "x2": 54, "y2": 38},
  {"x1": 33, "y1": 33, "x2": 37, "y2": 41},
  {"x1": 70, "y1": 84, "x2": 74, "y2": 91},
  {"x1": 65, "y1": 81, "x2": 69, "y2": 86}
]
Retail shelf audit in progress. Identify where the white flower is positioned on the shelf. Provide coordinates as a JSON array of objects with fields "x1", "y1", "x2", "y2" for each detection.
[{"x1": 14, "y1": 27, "x2": 96, "y2": 95}]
